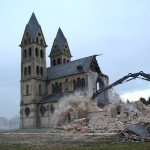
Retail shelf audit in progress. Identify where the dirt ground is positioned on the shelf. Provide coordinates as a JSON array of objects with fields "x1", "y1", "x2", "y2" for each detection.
[
  {"x1": 0, "y1": 129, "x2": 121, "y2": 147},
  {"x1": 1, "y1": 130, "x2": 150, "y2": 150}
]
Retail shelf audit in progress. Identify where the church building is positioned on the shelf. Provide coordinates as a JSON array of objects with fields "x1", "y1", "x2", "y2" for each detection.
[{"x1": 20, "y1": 13, "x2": 109, "y2": 128}]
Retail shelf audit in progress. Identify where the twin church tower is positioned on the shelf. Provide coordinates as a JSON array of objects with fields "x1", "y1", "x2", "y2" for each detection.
[{"x1": 20, "y1": 13, "x2": 108, "y2": 128}]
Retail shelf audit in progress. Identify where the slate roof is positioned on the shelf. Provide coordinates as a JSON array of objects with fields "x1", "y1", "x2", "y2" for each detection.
[
  {"x1": 46, "y1": 55, "x2": 95, "y2": 80},
  {"x1": 124, "y1": 123, "x2": 150, "y2": 138},
  {"x1": 49, "y1": 28, "x2": 72, "y2": 57},
  {"x1": 55, "y1": 28, "x2": 66, "y2": 50},
  {"x1": 27, "y1": 12, "x2": 40, "y2": 39}
]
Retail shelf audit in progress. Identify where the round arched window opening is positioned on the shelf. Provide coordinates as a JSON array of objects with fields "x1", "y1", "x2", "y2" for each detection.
[
  {"x1": 35, "y1": 48, "x2": 39, "y2": 57},
  {"x1": 38, "y1": 33, "x2": 41, "y2": 36},
  {"x1": 40, "y1": 50, "x2": 44, "y2": 59},
  {"x1": 73, "y1": 79, "x2": 76, "y2": 90},
  {"x1": 25, "y1": 107, "x2": 30, "y2": 117},
  {"x1": 40, "y1": 106, "x2": 46, "y2": 116},
  {"x1": 57, "y1": 58, "x2": 60, "y2": 64},
  {"x1": 36, "y1": 66, "x2": 39, "y2": 75},
  {"x1": 50, "y1": 105, "x2": 55, "y2": 114},
  {"x1": 28, "y1": 47, "x2": 32, "y2": 57},
  {"x1": 28, "y1": 66, "x2": 31, "y2": 75}
]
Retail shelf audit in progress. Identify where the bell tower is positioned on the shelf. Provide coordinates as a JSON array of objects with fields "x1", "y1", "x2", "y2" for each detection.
[
  {"x1": 20, "y1": 13, "x2": 47, "y2": 128},
  {"x1": 49, "y1": 28, "x2": 72, "y2": 66}
]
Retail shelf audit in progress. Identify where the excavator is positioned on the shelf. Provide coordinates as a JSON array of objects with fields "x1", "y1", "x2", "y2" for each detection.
[{"x1": 91, "y1": 71, "x2": 150, "y2": 100}]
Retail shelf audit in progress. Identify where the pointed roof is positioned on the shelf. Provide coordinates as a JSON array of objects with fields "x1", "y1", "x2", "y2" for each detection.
[
  {"x1": 55, "y1": 27, "x2": 67, "y2": 50},
  {"x1": 27, "y1": 12, "x2": 40, "y2": 39},
  {"x1": 49, "y1": 27, "x2": 72, "y2": 57}
]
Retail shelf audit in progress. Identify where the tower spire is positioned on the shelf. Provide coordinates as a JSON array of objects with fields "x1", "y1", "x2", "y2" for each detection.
[
  {"x1": 27, "y1": 12, "x2": 40, "y2": 39},
  {"x1": 49, "y1": 27, "x2": 72, "y2": 66}
]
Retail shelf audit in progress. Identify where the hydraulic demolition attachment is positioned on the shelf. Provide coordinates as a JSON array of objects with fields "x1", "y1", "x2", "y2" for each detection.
[{"x1": 91, "y1": 71, "x2": 150, "y2": 100}]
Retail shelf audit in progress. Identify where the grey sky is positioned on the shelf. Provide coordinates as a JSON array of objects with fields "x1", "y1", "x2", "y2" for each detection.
[{"x1": 0, "y1": 0, "x2": 150, "y2": 118}]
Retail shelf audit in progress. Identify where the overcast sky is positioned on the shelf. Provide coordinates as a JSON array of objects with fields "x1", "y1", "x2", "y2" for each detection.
[{"x1": 0, "y1": 0, "x2": 150, "y2": 118}]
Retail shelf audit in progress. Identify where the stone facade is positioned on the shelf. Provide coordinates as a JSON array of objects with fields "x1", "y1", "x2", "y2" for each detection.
[{"x1": 20, "y1": 13, "x2": 109, "y2": 129}]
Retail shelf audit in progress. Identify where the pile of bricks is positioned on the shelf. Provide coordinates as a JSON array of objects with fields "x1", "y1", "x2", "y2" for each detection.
[
  {"x1": 88, "y1": 116, "x2": 124, "y2": 133},
  {"x1": 63, "y1": 118, "x2": 90, "y2": 133}
]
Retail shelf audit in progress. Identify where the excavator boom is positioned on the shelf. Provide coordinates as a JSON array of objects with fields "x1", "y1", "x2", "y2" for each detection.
[{"x1": 92, "y1": 71, "x2": 150, "y2": 100}]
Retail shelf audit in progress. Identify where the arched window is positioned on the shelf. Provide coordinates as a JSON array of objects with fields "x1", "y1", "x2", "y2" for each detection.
[
  {"x1": 52, "y1": 84, "x2": 55, "y2": 94},
  {"x1": 40, "y1": 67, "x2": 43, "y2": 75},
  {"x1": 53, "y1": 59, "x2": 56, "y2": 66},
  {"x1": 40, "y1": 106, "x2": 46, "y2": 116},
  {"x1": 82, "y1": 78, "x2": 85, "y2": 88},
  {"x1": 28, "y1": 66, "x2": 31, "y2": 75},
  {"x1": 36, "y1": 66, "x2": 39, "y2": 75},
  {"x1": 26, "y1": 85, "x2": 29, "y2": 95},
  {"x1": 73, "y1": 80, "x2": 76, "y2": 91},
  {"x1": 24, "y1": 67, "x2": 27, "y2": 76},
  {"x1": 59, "y1": 82, "x2": 62, "y2": 93},
  {"x1": 55, "y1": 82, "x2": 59, "y2": 93},
  {"x1": 77, "y1": 77, "x2": 82, "y2": 89},
  {"x1": 39, "y1": 84, "x2": 41, "y2": 94},
  {"x1": 36, "y1": 37, "x2": 39, "y2": 44},
  {"x1": 28, "y1": 47, "x2": 32, "y2": 57},
  {"x1": 35, "y1": 48, "x2": 39, "y2": 57},
  {"x1": 25, "y1": 107, "x2": 30, "y2": 117},
  {"x1": 24, "y1": 49, "x2": 27, "y2": 58},
  {"x1": 63, "y1": 58, "x2": 66, "y2": 63},
  {"x1": 40, "y1": 49, "x2": 44, "y2": 59},
  {"x1": 57, "y1": 58, "x2": 60, "y2": 64}
]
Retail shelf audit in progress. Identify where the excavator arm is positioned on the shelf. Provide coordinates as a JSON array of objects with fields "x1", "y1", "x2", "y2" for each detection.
[{"x1": 91, "y1": 71, "x2": 150, "y2": 100}]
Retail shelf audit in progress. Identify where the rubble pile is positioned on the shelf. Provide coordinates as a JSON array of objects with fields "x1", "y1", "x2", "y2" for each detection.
[
  {"x1": 63, "y1": 118, "x2": 90, "y2": 133},
  {"x1": 52, "y1": 89, "x2": 150, "y2": 141},
  {"x1": 128, "y1": 101, "x2": 150, "y2": 124},
  {"x1": 62, "y1": 115, "x2": 124, "y2": 134},
  {"x1": 88, "y1": 116, "x2": 124, "y2": 133}
]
